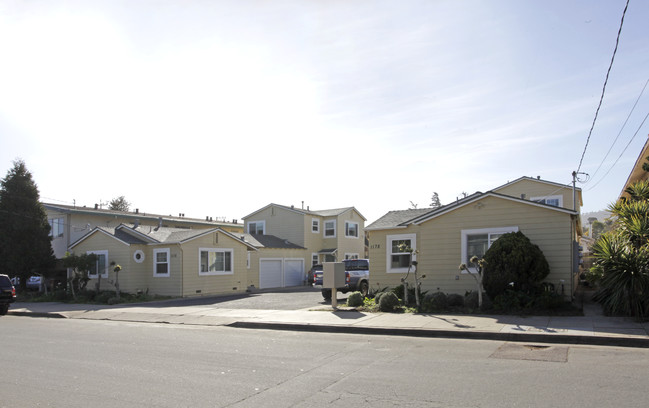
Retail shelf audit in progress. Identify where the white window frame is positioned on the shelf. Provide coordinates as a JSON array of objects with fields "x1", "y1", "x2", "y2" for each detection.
[
  {"x1": 345, "y1": 221, "x2": 359, "y2": 238},
  {"x1": 311, "y1": 253, "x2": 319, "y2": 266},
  {"x1": 324, "y1": 219, "x2": 336, "y2": 238},
  {"x1": 311, "y1": 218, "x2": 320, "y2": 233},
  {"x1": 49, "y1": 217, "x2": 64, "y2": 238},
  {"x1": 199, "y1": 248, "x2": 234, "y2": 276},
  {"x1": 153, "y1": 248, "x2": 171, "y2": 277},
  {"x1": 87, "y1": 250, "x2": 109, "y2": 279},
  {"x1": 344, "y1": 253, "x2": 359, "y2": 260},
  {"x1": 386, "y1": 234, "x2": 416, "y2": 273},
  {"x1": 248, "y1": 221, "x2": 265, "y2": 235},
  {"x1": 460, "y1": 226, "x2": 519, "y2": 273},
  {"x1": 531, "y1": 195, "x2": 563, "y2": 207}
]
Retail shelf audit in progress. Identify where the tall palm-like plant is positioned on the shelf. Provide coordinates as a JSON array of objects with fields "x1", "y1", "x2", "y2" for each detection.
[{"x1": 592, "y1": 181, "x2": 649, "y2": 320}]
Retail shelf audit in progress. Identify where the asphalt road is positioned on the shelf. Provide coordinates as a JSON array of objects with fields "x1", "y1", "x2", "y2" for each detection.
[
  {"x1": 2, "y1": 316, "x2": 649, "y2": 407},
  {"x1": 144, "y1": 285, "x2": 345, "y2": 310}
]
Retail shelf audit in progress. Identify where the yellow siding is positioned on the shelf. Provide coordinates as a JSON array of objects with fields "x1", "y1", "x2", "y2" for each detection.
[
  {"x1": 494, "y1": 178, "x2": 582, "y2": 212},
  {"x1": 247, "y1": 206, "x2": 306, "y2": 246},
  {"x1": 369, "y1": 196, "x2": 575, "y2": 296},
  {"x1": 180, "y1": 231, "x2": 249, "y2": 297}
]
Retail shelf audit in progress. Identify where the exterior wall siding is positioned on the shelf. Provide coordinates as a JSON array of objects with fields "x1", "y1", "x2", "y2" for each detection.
[
  {"x1": 369, "y1": 196, "x2": 574, "y2": 296},
  {"x1": 494, "y1": 179, "x2": 581, "y2": 212}
]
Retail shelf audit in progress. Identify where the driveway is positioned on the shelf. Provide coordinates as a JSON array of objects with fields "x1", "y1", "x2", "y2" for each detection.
[{"x1": 145, "y1": 286, "x2": 347, "y2": 310}]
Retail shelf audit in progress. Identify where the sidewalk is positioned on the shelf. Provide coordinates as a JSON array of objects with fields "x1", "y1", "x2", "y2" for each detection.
[{"x1": 8, "y1": 295, "x2": 649, "y2": 348}]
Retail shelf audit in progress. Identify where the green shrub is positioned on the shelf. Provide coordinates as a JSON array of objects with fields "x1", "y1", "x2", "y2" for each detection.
[
  {"x1": 107, "y1": 297, "x2": 121, "y2": 305},
  {"x1": 423, "y1": 291, "x2": 447, "y2": 312},
  {"x1": 95, "y1": 291, "x2": 116, "y2": 304},
  {"x1": 465, "y1": 291, "x2": 491, "y2": 310},
  {"x1": 374, "y1": 292, "x2": 385, "y2": 305},
  {"x1": 379, "y1": 292, "x2": 400, "y2": 312},
  {"x1": 392, "y1": 284, "x2": 426, "y2": 307},
  {"x1": 346, "y1": 291, "x2": 364, "y2": 307},
  {"x1": 447, "y1": 293, "x2": 464, "y2": 307},
  {"x1": 482, "y1": 231, "x2": 550, "y2": 300}
]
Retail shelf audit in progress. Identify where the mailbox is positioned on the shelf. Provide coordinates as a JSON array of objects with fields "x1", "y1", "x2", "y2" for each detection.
[{"x1": 323, "y1": 262, "x2": 345, "y2": 289}]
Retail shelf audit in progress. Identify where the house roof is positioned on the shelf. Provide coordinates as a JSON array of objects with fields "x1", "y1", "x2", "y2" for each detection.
[
  {"x1": 494, "y1": 176, "x2": 583, "y2": 206},
  {"x1": 239, "y1": 234, "x2": 304, "y2": 249},
  {"x1": 242, "y1": 203, "x2": 367, "y2": 221},
  {"x1": 619, "y1": 136, "x2": 649, "y2": 200},
  {"x1": 42, "y1": 202, "x2": 241, "y2": 228},
  {"x1": 70, "y1": 224, "x2": 257, "y2": 250},
  {"x1": 367, "y1": 191, "x2": 578, "y2": 231}
]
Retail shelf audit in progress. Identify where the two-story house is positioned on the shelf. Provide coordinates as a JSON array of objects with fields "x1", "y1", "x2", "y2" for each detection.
[{"x1": 242, "y1": 203, "x2": 366, "y2": 289}]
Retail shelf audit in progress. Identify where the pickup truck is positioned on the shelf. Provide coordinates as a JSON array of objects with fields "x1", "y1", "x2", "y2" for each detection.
[
  {"x1": 312, "y1": 259, "x2": 370, "y2": 300},
  {"x1": 0, "y1": 274, "x2": 16, "y2": 315}
]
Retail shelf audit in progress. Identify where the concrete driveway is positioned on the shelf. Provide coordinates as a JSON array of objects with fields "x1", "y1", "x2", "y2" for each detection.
[{"x1": 144, "y1": 286, "x2": 347, "y2": 310}]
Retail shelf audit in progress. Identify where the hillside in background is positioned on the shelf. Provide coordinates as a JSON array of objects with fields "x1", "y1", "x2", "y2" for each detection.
[{"x1": 581, "y1": 210, "x2": 613, "y2": 226}]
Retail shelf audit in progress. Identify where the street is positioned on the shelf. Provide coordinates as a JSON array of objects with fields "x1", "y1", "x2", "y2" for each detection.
[{"x1": 1, "y1": 316, "x2": 648, "y2": 407}]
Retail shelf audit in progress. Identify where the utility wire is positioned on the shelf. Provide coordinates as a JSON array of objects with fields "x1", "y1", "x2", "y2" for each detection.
[
  {"x1": 587, "y1": 77, "x2": 649, "y2": 184},
  {"x1": 576, "y1": 0, "x2": 630, "y2": 173},
  {"x1": 587, "y1": 108, "x2": 649, "y2": 191}
]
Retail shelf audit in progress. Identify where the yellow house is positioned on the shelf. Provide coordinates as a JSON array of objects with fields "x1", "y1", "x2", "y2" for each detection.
[
  {"x1": 619, "y1": 135, "x2": 649, "y2": 201},
  {"x1": 367, "y1": 177, "x2": 582, "y2": 299},
  {"x1": 69, "y1": 224, "x2": 256, "y2": 297},
  {"x1": 44, "y1": 203, "x2": 243, "y2": 260},
  {"x1": 242, "y1": 203, "x2": 367, "y2": 288}
]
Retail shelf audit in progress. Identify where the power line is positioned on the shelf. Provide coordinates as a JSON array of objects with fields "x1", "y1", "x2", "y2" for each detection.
[
  {"x1": 576, "y1": 0, "x2": 630, "y2": 173},
  {"x1": 587, "y1": 77, "x2": 649, "y2": 185},
  {"x1": 586, "y1": 108, "x2": 649, "y2": 191}
]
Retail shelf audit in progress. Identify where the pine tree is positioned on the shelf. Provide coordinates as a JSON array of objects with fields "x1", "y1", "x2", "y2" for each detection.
[
  {"x1": 430, "y1": 192, "x2": 441, "y2": 209},
  {"x1": 0, "y1": 159, "x2": 55, "y2": 291}
]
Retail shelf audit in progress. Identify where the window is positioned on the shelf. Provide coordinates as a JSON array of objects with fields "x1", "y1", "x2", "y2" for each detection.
[
  {"x1": 87, "y1": 250, "x2": 108, "y2": 279},
  {"x1": 248, "y1": 221, "x2": 265, "y2": 235},
  {"x1": 460, "y1": 226, "x2": 518, "y2": 272},
  {"x1": 49, "y1": 217, "x2": 64, "y2": 238},
  {"x1": 345, "y1": 253, "x2": 359, "y2": 260},
  {"x1": 199, "y1": 248, "x2": 233, "y2": 275},
  {"x1": 324, "y1": 220, "x2": 336, "y2": 237},
  {"x1": 312, "y1": 218, "x2": 320, "y2": 233},
  {"x1": 153, "y1": 248, "x2": 170, "y2": 277},
  {"x1": 531, "y1": 195, "x2": 563, "y2": 207},
  {"x1": 386, "y1": 234, "x2": 416, "y2": 273},
  {"x1": 345, "y1": 221, "x2": 359, "y2": 238},
  {"x1": 312, "y1": 253, "x2": 319, "y2": 266}
]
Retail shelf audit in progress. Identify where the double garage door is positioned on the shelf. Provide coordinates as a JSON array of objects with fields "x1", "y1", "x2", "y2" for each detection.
[{"x1": 259, "y1": 258, "x2": 305, "y2": 289}]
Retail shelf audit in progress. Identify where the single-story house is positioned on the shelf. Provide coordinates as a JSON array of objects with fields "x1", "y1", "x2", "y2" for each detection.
[{"x1": 366, "y1": 177, "x2": 582, "y2": 298}]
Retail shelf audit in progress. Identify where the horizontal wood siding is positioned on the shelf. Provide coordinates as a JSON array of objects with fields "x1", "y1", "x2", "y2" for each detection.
[
  {"x1": 495, "y1": 179, "x2": 580, "y2": 211},
  {"x1": 247, "y1": 206, "x2": 306, "y2": 246},
  {"x1": 180, "y1": 231, "x2": 249, "y2": 297},
  {"x1": 369, "y1": 196, "x2": 574, "y2": 296}
]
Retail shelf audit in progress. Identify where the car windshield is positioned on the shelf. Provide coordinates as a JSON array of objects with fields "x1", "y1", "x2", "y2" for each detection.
[
  {"x1": 0, "y1": 276, "x2": 11, "y2": 286},
  {"x1": 343, "y1": 260, "x2": 368, "y2": 270}
]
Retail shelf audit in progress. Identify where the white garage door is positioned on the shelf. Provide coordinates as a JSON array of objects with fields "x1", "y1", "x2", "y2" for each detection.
[
  {"x1": 259, "y1": 259, "x2": 282, "y2": 289},
  {"x1": 284, "y1": 259, "x2": 304, "y2": 287}
]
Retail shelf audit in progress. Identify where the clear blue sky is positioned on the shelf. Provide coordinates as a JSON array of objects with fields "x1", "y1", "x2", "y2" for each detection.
[{"x1": 1, "y1": 0, "x2": 647, "y2": 223}]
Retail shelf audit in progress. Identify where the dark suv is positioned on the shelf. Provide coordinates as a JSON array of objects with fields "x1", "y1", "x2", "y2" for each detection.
[
  {"x1": 0, "y1": 274, "x2": 17, "y2": 315},
  {"x1": 312, "y1": 259, "x2": 370, "y2": 300}
]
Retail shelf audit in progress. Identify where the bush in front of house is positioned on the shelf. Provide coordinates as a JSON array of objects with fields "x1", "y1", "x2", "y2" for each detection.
[
  {"x1": 482, "y1": 231, "x2": 550, "y2": 300},
  {"x1": 422, "y1": 291, "x2": 447, "y2": 312},
  {"x1": 447, "y1": 293, "x2": 464, "y2": 307},
  {"x1": 346, "y1": 291, "x2": 364, "y2": 307},
  {"x1": 379, "y1": 292, "x2": 400, "y2": 312}
]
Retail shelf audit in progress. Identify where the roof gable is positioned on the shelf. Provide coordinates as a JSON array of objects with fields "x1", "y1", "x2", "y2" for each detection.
[{"x1": 243, "y1": 203, "x2": 366, "y2": 221}]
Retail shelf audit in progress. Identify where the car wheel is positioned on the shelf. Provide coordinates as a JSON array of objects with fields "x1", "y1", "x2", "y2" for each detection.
[
  {"x1": 358, "y1": 281, "x2": 369, "y2": 297},
  {"x1": 321, "y1": 289, "x2": 332, "y2": 300},
  {"x1": 0, "y1": 304, "x2": 8, "y2": 316}
]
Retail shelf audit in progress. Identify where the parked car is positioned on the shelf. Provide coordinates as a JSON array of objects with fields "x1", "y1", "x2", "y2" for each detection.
[
  {"x1": 26, "y1": 276, "x2": 41, "y2": 291},
  {"x1": 0, "y1": 274, "x2": 17, "y2": 315},
  {"x1": 313, "y1": 259, "x2": 370, "y2": 300}
]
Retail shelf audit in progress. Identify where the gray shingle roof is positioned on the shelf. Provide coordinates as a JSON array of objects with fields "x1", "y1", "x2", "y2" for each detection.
[
  {"x1": 240, "y1": 234, "x2": 304, "y2": 249},
  {"x1": 366, "y1": 208, "x2": 432, "y2": 230}
]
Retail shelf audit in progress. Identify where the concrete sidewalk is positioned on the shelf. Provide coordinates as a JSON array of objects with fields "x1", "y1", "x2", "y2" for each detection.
[{"x1": 7, "y1": 298, "x2": 649, "y2": 348}]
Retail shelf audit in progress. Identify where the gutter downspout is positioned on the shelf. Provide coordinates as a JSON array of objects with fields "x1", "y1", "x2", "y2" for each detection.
[{"x1": 178, "y1": 243, "x2": 184, "y2": 297}]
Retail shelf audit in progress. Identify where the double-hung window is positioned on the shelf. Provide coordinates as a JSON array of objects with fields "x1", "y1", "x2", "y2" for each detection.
[
  {"x1": 153, "y1": 248, "x2": 170, "y2": 277},
  {"x1": 461, "y1": 227, "x2": 518, "y2": 272},
  {"x1": 312, "y1": 218, "x2": 320, "y2": 233},
  {"x1": 87, "y1": 250, "x2": 108, "y2": 279},
  {"x1": 324, "y1": 220, "x2": 336, "y2": 238},
  {"x1": 248, "y1": 221, "x2": 265, "y2": 235},
  {"x1": 386, "y1": 234, "x2": 416, "y2": 273},
  {"x1": 199, "y1": 248, "x2": 233, "y2": 275},
  {"x1": 345, "y1": 221, "x2": 359, "y2": 238}
]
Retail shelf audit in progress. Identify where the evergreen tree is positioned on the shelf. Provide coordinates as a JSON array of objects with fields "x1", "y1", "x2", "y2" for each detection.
[
  {"x1": 430, "y1": 192, "x2": 441, "y2": 209},
  {"x1": 0, "y1": 159, "x2": 55, "y2": 291},
  {"x1": 109, "y1": 196, "x2": 130, "y2": 212}
]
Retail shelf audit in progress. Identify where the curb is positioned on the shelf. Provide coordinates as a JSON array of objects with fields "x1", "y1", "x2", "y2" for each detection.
[
  {"x1": 227, "y1": 321, "x2": 649, "y2": 349},
  {"x1": 7, "y1": 311, "x2": 67, "y2": 319}
]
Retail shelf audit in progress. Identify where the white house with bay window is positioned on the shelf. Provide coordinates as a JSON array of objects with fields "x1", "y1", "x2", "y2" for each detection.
[{"x1": 367, "y1": 177, "x2": 582, "y2": 298}]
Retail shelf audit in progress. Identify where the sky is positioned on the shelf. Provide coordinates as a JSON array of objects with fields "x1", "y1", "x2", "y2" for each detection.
[{"x1": 1, "y1": 0, "x2": 648, "y2": 224}]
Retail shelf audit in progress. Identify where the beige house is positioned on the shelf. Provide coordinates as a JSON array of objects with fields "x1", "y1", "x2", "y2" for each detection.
[
  {"x1": 367, "y1": 177, "x2": 582, "y2": 298},
  {"x1": 619, "y1": 135, "x2": 649, "y2": 200},
  {"x1": 44, "y1": 203, "x2": 243, "y2": 260},
  {"x1": 242, "y1": 204, "x2": 367, "y2": 288},
  {"x1": 69, "y1": 224, "x2": 256, "y2": 297}
]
